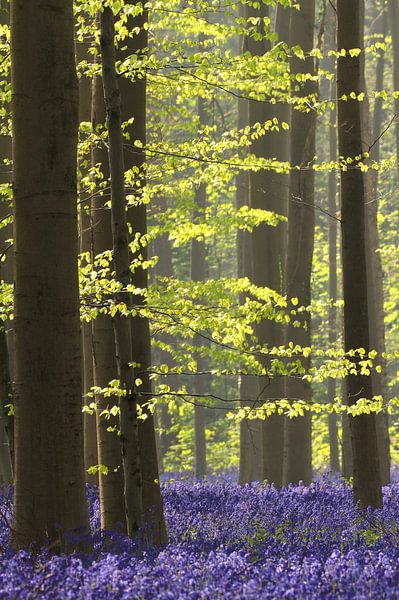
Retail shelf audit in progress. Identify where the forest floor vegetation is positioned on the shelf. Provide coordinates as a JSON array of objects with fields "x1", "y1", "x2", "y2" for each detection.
[{"x1": 0, "y1": 477, "x2": 399, "y2": 598}]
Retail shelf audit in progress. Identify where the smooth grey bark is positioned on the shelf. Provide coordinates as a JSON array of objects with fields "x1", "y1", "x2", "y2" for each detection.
[
  {"x1": 283, "y1": 0, "x2": 316, "y2": 486},
  {"x1": 11, "y1": 0, "x2": 89, "y2": 548},
  {"x1": 100, "y1": 6, "x2": 143, "y2": 537},
  {"x1": 337, "y1": 0, "x2": 382, "y2": 508},
  {"x1": 118, "y1": 0, "x2": 167, "y2": 545},
  {"x1": 91, "y1": 68, "x2": 126, "y2": 532}
]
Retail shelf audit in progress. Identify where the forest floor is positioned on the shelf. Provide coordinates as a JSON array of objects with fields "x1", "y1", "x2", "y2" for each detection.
[{"x1": 0, "y1": 477, "x2": 399, "y2": 598}]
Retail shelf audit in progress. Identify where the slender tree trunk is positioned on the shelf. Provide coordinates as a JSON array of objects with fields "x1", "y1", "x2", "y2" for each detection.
[
  {"x1": 328, "y1": 99, "x2": 340, "y2": 474},
  {"x1": 91, "y1": 68, "x2": 126, "y2": 531},
  {"x1": 360, "y1": 4, "x2": 390, "y2": 485},
  {"x1": 0, "y1": 318, "x2": 13, "y2": 487},
  {"x1": 11, "y1": 0, "x2": 89, "y2": 548},
  {"x1": 152, "y1": 200, "x2": 178, "y2": 467},
  {"x1": 337, "y1": 0, "x2": 382, "y2": 508},
  {"x1": 325, "y1": 5, "x2": 340, "y2": 473},
  {"x1": 388, "y1": 0, "x2": 399, "y2": 173},
  {"x1": 76, "y1": 33, "x2": 98, "y2": 486},
  {"x1": 100, "y1": 6, "x2": 143, "y2": 538},
  {"x1": 190, "y1": 96, "x2": 208, "y2": 481},
  {"x1": 341, "y1": 380, "x2": 353, "y2": 479},
  {"x1": 118, "y1": 1, "x2": 167, "y2": 545},
  {"x1": 283, "y1": 0, "x2": 316, "y2": 486},
  {"x1": 0, "y1": 0, "x2": 13, "y2": 480}
]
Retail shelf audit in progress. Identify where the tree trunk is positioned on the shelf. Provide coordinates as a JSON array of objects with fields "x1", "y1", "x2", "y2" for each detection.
[
  {"x1": 11, "y1": 0, "x2": 89, "y2": 548},
  {"x1": 282, "y1": 0, "x2": 316, "y2": 486},
  {"x1": 76, "y1": 33, "x2": 98, "y2": 486},
  {"x1": 190, "y1": 95, "x2": 208, "y2": 481},
  {"x1": 237, "y1": 165, "x2": 261, "y2": 485},
  {"x1": 118, "y1": 1, "x2": 167, "y2": 545},
  {"x1": 0, "y1": 0, "x2": 13, "y2": 480},
  {"x1": 388, "y1": 0, "x2": 399, "y2": 174},
  {"x1": 91, "y1": 68, "x2": 126, "y2": 531},
  {"x1": 152, "y1": 198, "x2": 178, "y2": 468},
  {"x1": 237, "y1": 11, "x2": 261, "y2": 484},
  {"x1": 337, "y1": 0, "x2": 382, "y2": 508},
  {"x1": 100, "y1": 5, "x2": 143, "y2": 538},
  {"x1": 327, "y1": 98, "x2": 340, "y2": 474},
  {"x1": 246, "y1": 1, "x2": 290, "y2": 487},
  {"x1": 325, "y1": 5, "x2": 341, "y2": 473},
  {"x1": 360, "y1": 4, "x2": 390, "y2": 485},
  {"x1": 0, "y1": 318, "x2": 13, "y2": 487}
]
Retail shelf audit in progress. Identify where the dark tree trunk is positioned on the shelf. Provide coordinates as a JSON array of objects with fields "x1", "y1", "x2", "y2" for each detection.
[
  {"x1": 0, "y1": 0, "x2": 13, "y2": 482},
  {"x1": 360, "y1": 4, "x2": 390, "y2": 485},
  {"x1": 11, "y1": 0, "x2": 89, "y2": 548},
  {"x1": 337, "y1": 0, "x2": 382, "y2": 508},
  {"x1": 76, "y1": 32, "x2": 98, "y2": 486},
  {"x1": 283, "y1": 0, "x2": 316, "y2": 486},
  {"x1": 118, "y1": 1, "x2": 168, "y2": 545},
  {"x1": 100, "y1": 6, "x2": 143, "y2": 537},
  {"x1": 327, "y1": 99, "x2": 340, "y2": 474},
  {"x1": 246, "y1": 2, "x2": 290, "y2": 487},
  {"x1": 237, "y1": 10, "x2": 261, "y2": 484}
]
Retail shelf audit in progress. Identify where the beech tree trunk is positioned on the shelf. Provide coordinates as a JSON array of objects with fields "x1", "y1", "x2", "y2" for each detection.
[
  {"x1": 11, "y1": 0, "x2": 89, "y2": 548},
  {"x1": 282, "y1": 0, "x2": 316, "y2": 486},
  {"x1": 325, "y1": 7, "x2": 340, "y2": 474},
  {"x1": 388, "y1": 0, "x2": 399, "y2": 172},
  {"x1": 246, "y1": 2, "x2": 290, "y2": 487},
  {"x1": 237, "y1": 135, "x2": 261, "y2": 484},
  {"x1": 118, "y1": 1, "x2": 167, "y2": 545},
  {"x1": 76, "y1": 35, "x2": 98, "y2": 486},
  {"x1": 237, "y1": 8, "x2": 261, "y2": 484},
  {"x1": 0, "y1": 0, "x2": 13, "y2": 483},
  {"x1": 0, "y1": 318, "x2": 13, "y2": 487},
  {"x1": 100, "y1": 6, "x2": 143, "y2": 537},
  {"x1": 360, "y1": 4, "x2": 390, "y2": 485},
  {"x1": 190, "y1": 96, "x2": 208, "y2": 481},
  {"x1": 337, "y1": 0, "x2": 382, "y2": 508},
  {"x1": 152, "y1": 198, "x2": 178, "y2": 468},
  {"x1": 91, "y1": 68, "x2": 126, "y2": 531},
  {"x1": 327, "y1": 99, "x2": 340, "y2": 474}
]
